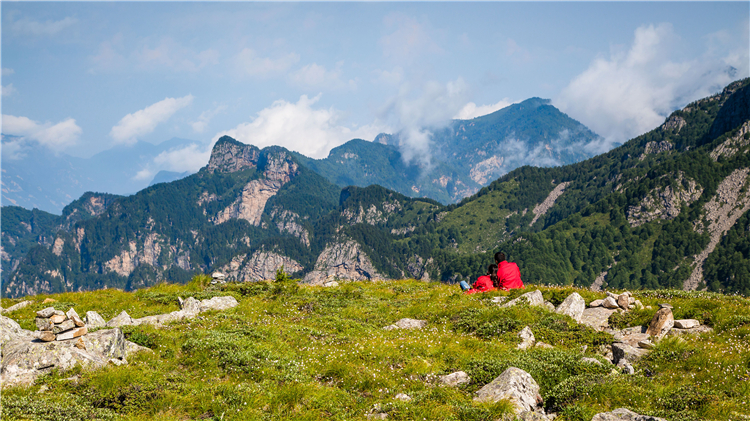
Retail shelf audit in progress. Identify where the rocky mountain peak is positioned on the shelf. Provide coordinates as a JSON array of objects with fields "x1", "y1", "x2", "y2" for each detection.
[{"x1": 206, "y1": 136, "x2": 261, "y2": 174}]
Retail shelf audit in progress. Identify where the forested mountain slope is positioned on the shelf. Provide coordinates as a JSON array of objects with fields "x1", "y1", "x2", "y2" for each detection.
[{"x1": 2, "y1": 79, "x2": 749, "y2": 298}]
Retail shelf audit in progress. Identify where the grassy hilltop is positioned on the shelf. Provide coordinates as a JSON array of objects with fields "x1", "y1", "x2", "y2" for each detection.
[{"x1": 2, "y1": 276, "x2": 749, "y2": 421}]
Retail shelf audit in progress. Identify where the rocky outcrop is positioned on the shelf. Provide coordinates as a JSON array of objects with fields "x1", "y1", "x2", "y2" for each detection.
[
  {"x1": 102, "y1": 233, "x2": 165, "y2": 277},
  {"x1": 502, "y1": 290, "x2": 545, "y2": 308},
  {"x1": 206, "y1": 136, "x2": 260, "y2": 174},
  {"x1": 555, "y1": 292, "x2": 585, "y2": 323},
  {"x1": 383, "y1": 318, "x2": 427, "y2": 330},
  {"x1": 220, "y1": 250, "x2": 303, "y2": 282},
  {"x1": 580, "y1": 307, "x2": 617, "y2": 331},
  {"x1": 470, "y1": 156, "x2": 504, "y2": 185},
  {"x1": 404, "y1": 255, "x2": 433, "y2": 281},
  {"x1": 592, "y1": 408, "x2": 666, "y2": 421},
  {"x1": 474, "y1": 367, "x2": 546, "y2": 418},
  {"x1": 517, "y1": 326, "x2": 535, "y2": 350},
  {"x1": 303, "y1": 240, "x2": 386, "y2": 285},
  {"x1": 626, "y1": 173, "x2": 702, "y2": 227},
  {"x1": 270, "y1": 208, "x2": 310, "y2": 246},
  {"x1": 710, "y1": 121, "x2": 750, "y2": 161},
  {"x1": 530, "y1": 182, "x2": 570, "y2": 227},
  {"x1": 660, "y1": 115, "x2": 687, "y2": 133},
  {"x1": 1, "y1": 315, "x2": 146, "y2": 388},
  {"x1": 213, "y1": 152, "x2": 299, "y2": 226},
  {"x1": 685, "y1": 168, "x2": 750, "y2": 290}
]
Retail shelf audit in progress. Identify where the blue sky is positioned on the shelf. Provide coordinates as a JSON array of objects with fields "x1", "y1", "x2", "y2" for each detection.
[{"x1": 2, "y1": 2, "x2": 748, "y2": 181}]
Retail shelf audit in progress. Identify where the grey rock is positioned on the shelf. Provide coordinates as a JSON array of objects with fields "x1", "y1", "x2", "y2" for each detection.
[
  {"x1": 180, "y1": 297, "x2": 202, "y2": 314},
  {"x1": 35, "y1": 317, "x2": 53, "y2": 331},
  {"x1": 37, "y1": 331, "x2": 56, "y2": 342},
  {"x1": 2, "y1": 301, "x2": 33, "y2": 314},
  {"x1": 85, "y1": 311, "x2": 107, "y2": 329},
  {"x1": 52, "y1": 320, "x2": 75, "y2": 334},
  {"x1": 543, "y1": 301, "x2": 556, "y2": 312},
  {"x1": 56, "y1": 327, "x2": 87, "y2": 341},
  {"x1": 199, "y1": 296, "x2": 239, "y2": 312},
  {"x1": 491, "y1": 296, "x2": 508, "y2": 304},
  {"x1": 518, "y1": 411, "x2": 551, "y2": 421},
  {"x1": 591, "y1": 407, "x2": 667, "y2": 421},
  {"x1": 517, "y1": 326, "x2": 536, "y2": 350},
  {"x1": 581, "y1": 357, "x2": 603, "y2": 366},
  {"x1": 36, "y1": 307, "x2": 57, "y2": 318},
  {"x1": 535, "y1": 342, "x2": 553, "y2": 349},
  {"x1": 503, "y1": 290, "x2": 545, "y2": 308},
  {"x1": 673, "y1": 319, "x2": 700, "y2": 329},
  {"x1": 394, "y1": 393, "x2": 412, "y2": 402},
  {"x1": 49, "y1": 314, "x2": 66, "y2": 324},
  {"x1": 667, "y1": 325, "x2": 714, "y2": 336},
  {"x1": 634, "y1": 300, "x2": 644, "y2": 309},
  {"x1": 637, "y1": 340, "x2": 655, "y2": 349},
  {"x1": 124, "y1": 341, "x2": 153, "y2": 357},
  {"x1": 645, "y1": 308, "x2": 674, "y2": 340},
  {"x1": 606, "y1": 291, "x2": 618, "y2": 299},
  {"x1": 589, "y1": 299, "x2": 604, "y2": 307},
  {"x1": 65, "y1": 308, "x2": 80, "y2": 322},
  {"x1": 304, "y1": 240, "x2": 387, "y2": 285},
  {"x1": 555, "y1": 293, "x2": 586, "y2": 323},
  {"x1": 474, "y1": 367, "x2": 543, "y2": 415},
  {"x1": 612, "y1": 343, "x2": 649, "y2": 365},
  {"x1": 384, "y1": 318, "x2": 427, "y2": 330},
  {"x1": 1, "y1": 315, "x2": 34, "y2": 344},
  {"x1": 602, "y1": 297, "x2": 619, "y2": 309},
  {"x1": 580, "y1": 307, "x2": 617, "y2": 331},
  {"x1": 105, "y1": 311, "x2": 134, "y2": 328},
  {"x1": 439, "y1": 371, "x2": 471, "y2": 386},
  {"x1": 1, "y1": 328, "x2": 128, "y2": 388},
  {"x1": 617, "y1": 359, "x2": 634, "y2": 374},
  {"x1": 323, "y1": 281, "x2": 339, "y2": 287}
]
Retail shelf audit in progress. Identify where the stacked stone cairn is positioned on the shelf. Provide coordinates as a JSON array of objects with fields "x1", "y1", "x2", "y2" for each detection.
[
  {"x1": 35, "y1": 307, "x2": 87, "y2": 342},
  {"x1": 210, "y1": 271, "x2": 227, "y2": 285}
]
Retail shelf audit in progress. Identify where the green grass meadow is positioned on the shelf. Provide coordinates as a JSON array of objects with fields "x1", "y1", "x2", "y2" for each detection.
[{"x1": 2, "y1": 277, "x2": 749, "y2": 421}]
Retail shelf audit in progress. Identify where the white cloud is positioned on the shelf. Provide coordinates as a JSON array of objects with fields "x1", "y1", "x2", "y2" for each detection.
[
  {"x1": 2, "y1": 84, "x2": 17, "y2": 97},
  {"x1": 555, "y1": 23, "x2": 747, "y2": 152},
  {"x1": 379, "y1": 78, "x2": 470, "y2": 166},
  {"x1": 90, "y1": 35, "x2": 220, "y2": 74},
  {"x1": 233, "y1": 48, "x2": 300, "y2": 77},
  {"x1": 290, "y1": 62, "x2": 356, "y2": 90},
  {"x1": 215, "y1": 94, "x2": 387, "y2": 159},
  {"x1": 7, "y1": 15, "x2": 77, "y2": 36},
  {"x1": 372, "y1": 67, "x2": 404, "y2": 86},
  {"x1": 455, "y1": 99, "x2": 514, "y2": 120},
  {"x1": 110, "y1": 95, "x2": 193, "y2": 145},
  {"x1": 1, "y1": 114, "x2": 82, "y2": 151},
  {"x1": 191, "y1": 105, "x2": 227, "y2": 133},
  {"x1": 2, "y1": 68, "x2": 15, "y2": 76},
  {"x1": 134, "y1": 143, "x2": 210, "y2": 181}
]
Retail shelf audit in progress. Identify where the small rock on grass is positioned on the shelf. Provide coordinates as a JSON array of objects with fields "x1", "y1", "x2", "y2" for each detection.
[
  {"x1": 591, "y1": 407, "x2": 667, "y2": 421},
  {"x1": 36, "y1": 307, "x2": 57, "y2": 318},
  {"x1": 85, "y1": 311, "x2": 106, "y2": 329},
  {"x1": 674, "y1": 319, "x2": 700, "y2": 329},
  {"x1": 394, "y1": 393, "x2": 412, "y2": 402},
  {"x1": 517, "y1": 326, "x2": 535, "y2": 350},
  {"x1": 383, "y1": 318, "x2": 427, "y2": 330},
  {"x1": 439, "y1": 371, "x2": 470, "y2": 386}
]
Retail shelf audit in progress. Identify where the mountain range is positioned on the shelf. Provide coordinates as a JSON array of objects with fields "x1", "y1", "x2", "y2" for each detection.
[
  {"x1": 2, "y1": 79, "x2": 749, "y2": 298},
  {"x1": 1, "y1": 98, "x2": 601, "y2": 214}
]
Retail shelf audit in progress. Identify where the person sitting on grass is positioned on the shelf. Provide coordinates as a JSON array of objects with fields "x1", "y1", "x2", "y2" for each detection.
[
  {"x1": 460, "y1": 264, "x2": 498, "y2": 294},
  {"x1": 495, "y1": 251, "x2": 524, "y2": 291}
]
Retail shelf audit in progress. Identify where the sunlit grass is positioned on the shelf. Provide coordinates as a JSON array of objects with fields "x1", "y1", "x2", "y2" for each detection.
[{"x1": 2, "y1": 279, "x2": 749, "y2": 420}]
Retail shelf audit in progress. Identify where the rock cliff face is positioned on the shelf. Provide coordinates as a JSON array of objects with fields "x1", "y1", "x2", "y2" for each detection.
[
  {"x1": 270, "y1": 208, "x2": 310, "y2": 246},
  {"x1": 711, "y1": 121, "x2": 750, "y2": 161},
  {"x1": 626, "y1": 173, "x2": 703, "y2": 227},
  {"x1": 206, "y1": 136, "x2": 260, "y2": 174},
  {"x1": 221, "y1": 250, "x2": 303, "y2": 282},
  {"x1": 303, "y1": 240, "x2": 386, "y2": 285},
  {"x1": 530, "y1": 182, "x2": 570, "y2": 226},
  {"x1": 685, "y1": 167, "x2": 750, "y2": 290}
]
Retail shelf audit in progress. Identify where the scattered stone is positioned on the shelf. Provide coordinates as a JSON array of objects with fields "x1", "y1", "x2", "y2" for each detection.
[
  {"x1": 199, "y1": 296, "x2": 239, "y2": 312},
  {"x1": 65, "y1": 308, "x2": 80, "y2": 321},
  {"x1": 581, "y1": 357, "x2": 603, "y2": 366},
  {"x1": 612, "y1": 343, "x2": 649, "y2": 365},
  {"x1": 35, "y1": 317, "x2": 53, "y2": 331},
  {"x1": 38, "y1": 331, "x2": 56, "y2": 342},
  {"x1": 106, "y1": 311, "x2": 134, "y2": 328},
  {"x1": 1, "y1": 301, "x2": 33, "y2": 314},
  {"x1": 124, "y1": 341, "x2": 152, "y2": 356},
  {"x1": 591, "y1": 407, "x2": 667, "y2": 421},
  {"x1": 394, "y1": 393, "x2": 412, "y2": 402},
  {"x1": 535, "y1": 342, "x2": 553, "y2": 349},
  {"x1": 180, "y1": 297, "x2": 202, "y2": 315},
  {"x1": 57, "y1": 327, "x2": 87, "y2": 341},
  {"x1": 634, "y1": 300, "x2": 644, "y2": 309},
  {"x1": 502, "y1": 290, "x2": 545, "y2": 308},
  {"x1": 617, "y1": 294, "x2": 630, "y2": 310},
  {"x1": 674, "y1": 319, "x2": 700, "y2": 329},
  {"x1": 518, "y1": 411, "x2": 551, "y2": 421},
  {"x1": 645, "y1": 308, "x2": 674, "y2": 341},
  {"x1": 617, "y1": 359, "x2": 635, "y2": 375},
  {"x1": 667, "y1": 325, "x2": 714, "y2": 336},
  {"x1": 49, "y1": 314, "x2": 66, "y2": 324},
  {"x1": 606, "y1": 292, "x2": 618, "y2": 299},
  {"x1": 85, "y1": 311, "x2": 107, "y2": 329},
  {"x1": 602, "y1": 297, "x2": 619, "y2": 309},
  {"x1": 384, "y1": 318, "x2": 427, "y2": 330},
  {"x1": 36, "y1": 307, "x2": 57, "y2": 318},
  {"x1": 517, "y1": 326, "x2": 536, "y2": 350},
  {"x1": 638, "y1": 340, "x2": 655, "y2": 349},
  {"x1": 555, "y1": 293, "x2": 586, "y2": 322},
  {"x1": 589, "y1": 299, "x2": 604, "y2": 307},
  {"x1": 439, "y1": 371, "x2": 471, "y2": 386},
  {"x1": 53, "y1": 319, "x2": 75, "y2": 334},
  {"x1": 543, "y1": 301, "x2": 556, "y2": 312},
  {"x1": 108, "y1": 358, "x2": 128, "y2": 366},
  {"x1": 580, "y1": 307, "x2": 617, "y2": 331},
  {"x1": 474, "y1": 367, "x2": 544, "y2": 416},
  {"x1": 323, "y1": 281, "x2": 339, "y2": 287},
  {"x1": 491, "y1": 296, "x2": 508, "y2": 304}
]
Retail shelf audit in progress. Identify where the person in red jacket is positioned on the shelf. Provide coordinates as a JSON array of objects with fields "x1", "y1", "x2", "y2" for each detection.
[
  {"x1": 463, "y1": 264, "x2": 498, "y2": 294},
  {"x1": 495, "y1": 252, "x2": 524, "y2": 290}
]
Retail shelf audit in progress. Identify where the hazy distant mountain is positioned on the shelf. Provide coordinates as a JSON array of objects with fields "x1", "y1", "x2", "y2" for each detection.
[
  {"x1": 149, "y1": 171, "x2": 191, "y2": 186},
  {"x1": 301, "y1": 98, "x2": 603, "y2": 203},
  {"x1": 1, "y1": 137, "x2": 201, "y2": 214}
]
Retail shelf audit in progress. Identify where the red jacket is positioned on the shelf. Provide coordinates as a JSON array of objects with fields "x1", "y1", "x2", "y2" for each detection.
[
  {"x1": 465, "y1": 275, "x2": 496, "y2": 294},
  {"x1": 497, "y1": 261, "x2": 524, "y2": 290}
]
